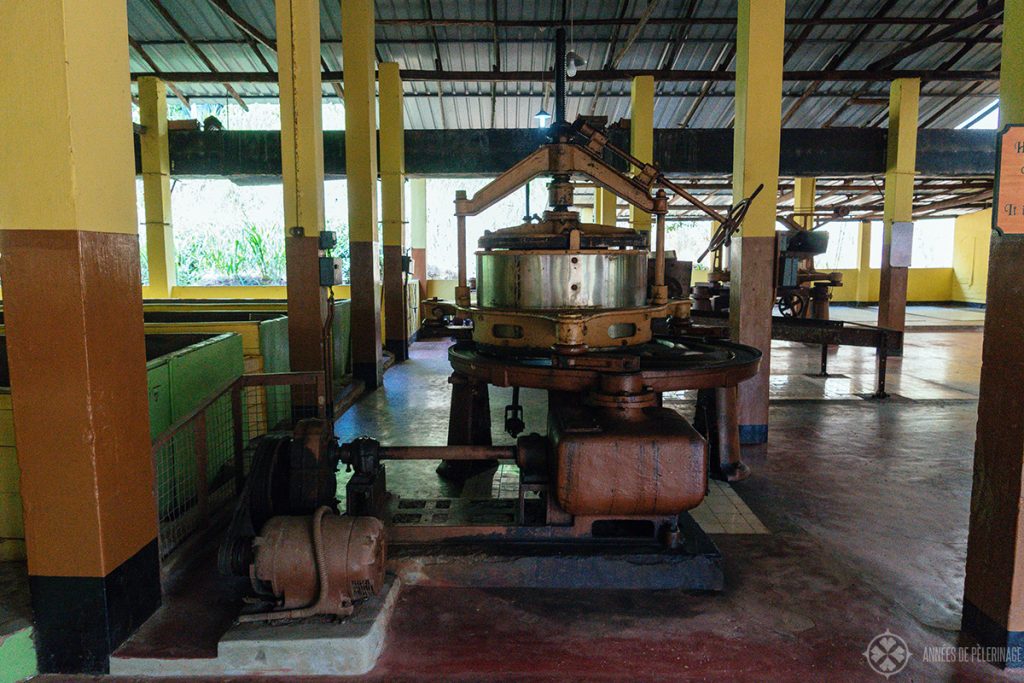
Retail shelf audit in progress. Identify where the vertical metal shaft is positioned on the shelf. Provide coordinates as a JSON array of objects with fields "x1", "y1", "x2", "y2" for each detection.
[
  {"x1": 456, "y1": 190, "x2": 468, "y2": 290},
  {"x1": 555, "y1": 28, "x2": 567, "y2": 126},
  {"x1": 457, "y1": 217, "x2": 467, "y2": 288},
  {"x1": 655, "y1": 212, "x2": 667, "y2": 288}
]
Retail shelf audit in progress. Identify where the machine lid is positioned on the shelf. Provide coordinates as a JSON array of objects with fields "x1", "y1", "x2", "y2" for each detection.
[{"x1": 479, "y1": 218, "x2": 649, "y2": 251}]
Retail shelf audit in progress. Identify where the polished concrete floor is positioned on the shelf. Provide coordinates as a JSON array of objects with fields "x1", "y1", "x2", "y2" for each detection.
[
  {"x1": 36, "y1": 306, "x2": 1023, "y2": 681},
  {"x1": 830, "y1": 303, "x2": 985, "y2": 328}
]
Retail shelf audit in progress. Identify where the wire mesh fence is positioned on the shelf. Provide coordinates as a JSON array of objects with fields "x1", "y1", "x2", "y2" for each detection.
[{"x1": 151, "y1": 372, "x2": 326, "y2": 559}]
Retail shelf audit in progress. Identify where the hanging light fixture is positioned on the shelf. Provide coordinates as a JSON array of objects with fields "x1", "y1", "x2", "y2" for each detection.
[
  {"x1": 534, "y1": 108, "x2": 551, "y2": 127},
  {"x1": 565, "y1": 0, "x2": 585, "y2": 78},
  {"x1": 566, "y1": 50, "x2": 586, "y2": 78}
]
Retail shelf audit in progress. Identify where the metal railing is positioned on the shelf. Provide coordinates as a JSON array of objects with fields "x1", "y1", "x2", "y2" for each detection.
[{"x1": 151, "y1": 371, "x2": 327, "y2": 559}]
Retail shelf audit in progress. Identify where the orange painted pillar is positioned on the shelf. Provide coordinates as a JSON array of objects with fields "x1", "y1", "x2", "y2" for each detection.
[
  {"x1": 343, "y1": 0, "x2": 384, "y2": 388},
  {"x1": 380, "y1": 62, "x2": 408, "y2": 361},
  {"x1": 961, "y1": 0, "x2": 1024, "y2": 666},
  {"x1": 277, "y1": 0, "x2": 330, "y2": 400},
  {"x1": 730, "y1": 0, "x2": 784, "y2": 444},
  {"x1": 877, "y1": 78, "x2": 919, "y2": 339},
  {"x1": 0, "y1": 0, "x2": 160, "y2": 673}
]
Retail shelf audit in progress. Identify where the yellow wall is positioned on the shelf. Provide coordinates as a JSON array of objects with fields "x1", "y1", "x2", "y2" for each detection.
[
  {"x1": 424, "y1": 268, "x2": 956, "y2": 305},
  {"x1": 952, "y1": 209, "x2": 991, "y2": 304},
  {"x1": 145, "y1": 285, "x2": 350, "y2": 300},
  {"x1": 828, "y1": 268, "x2": 955, "y2": 303},
  {"x1": 426, "y1": 280, "x2": 458, "y2": 300}
]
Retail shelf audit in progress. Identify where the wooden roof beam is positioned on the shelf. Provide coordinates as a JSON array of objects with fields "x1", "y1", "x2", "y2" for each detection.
[
  {"x1": 128, "y1": 37, "x2": 192, "y2": 111},
  {"x1": 146, "y1": 0, "x2": 249, "y2": 110}
]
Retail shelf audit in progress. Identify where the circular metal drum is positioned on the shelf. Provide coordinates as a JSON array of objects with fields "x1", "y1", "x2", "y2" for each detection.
[{"x1": 476, "y1": 250, "x2": 647, "y2": 310}]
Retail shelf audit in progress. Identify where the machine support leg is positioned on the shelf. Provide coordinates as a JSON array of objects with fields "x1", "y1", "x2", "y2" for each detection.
[
  {"x1": 695, "y1": 387, "x2": 749, "y2": 482},
  {"x1": 820, "y1": 343, "x2": 829, "y2": 377},
  {"x1": 439, "y1": 372, "x2": 496, "y2": 481},
  {"x1": 875, "y1": 346, "x2": 889, "y2": 399},
  {"x1": 715, "y1": 386, "x2": 750, "y2": 482}
]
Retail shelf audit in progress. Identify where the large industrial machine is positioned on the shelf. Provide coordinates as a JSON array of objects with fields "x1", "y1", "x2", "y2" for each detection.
[
  {"x1": 220, "y1": 31, "x2": 764, "y2": 620},
  {"x1": 693, "y1": 221, "x2": 843, "y2": 321}
]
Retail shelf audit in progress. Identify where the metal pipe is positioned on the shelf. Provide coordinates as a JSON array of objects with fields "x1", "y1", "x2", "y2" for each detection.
[
  {"x1": 657, "y1": 175, "x2": 730, "y2": 224},
  {"x1": 379, "y1": 445, "x2": 516, "y2": 460}
]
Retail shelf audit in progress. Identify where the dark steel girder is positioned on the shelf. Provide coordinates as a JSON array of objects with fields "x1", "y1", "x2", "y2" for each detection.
[
  {"x1": 131, "y1": 68, "x2": 999, "y2": 84},
  {"x1": 135, "y1": 128, "x2": 996, "y2": 178}
]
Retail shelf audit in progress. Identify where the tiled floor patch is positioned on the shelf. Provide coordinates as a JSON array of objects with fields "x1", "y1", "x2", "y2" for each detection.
[{"x1": 690, "y1": 480, "x2": 770, "y2": 534}]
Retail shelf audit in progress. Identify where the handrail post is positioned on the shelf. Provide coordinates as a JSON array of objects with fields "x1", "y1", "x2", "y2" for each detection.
[
  {"x1": 231, "y1": 381, "x2": 245, "y2": 493},
  {"x1": 194, "y1": 412, "x2": 210, "y2": 526}
]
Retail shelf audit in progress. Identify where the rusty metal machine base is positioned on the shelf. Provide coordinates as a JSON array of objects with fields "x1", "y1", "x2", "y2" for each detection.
[{"x1": 387, "y1": 512, "x2": 722, "y2": 591}]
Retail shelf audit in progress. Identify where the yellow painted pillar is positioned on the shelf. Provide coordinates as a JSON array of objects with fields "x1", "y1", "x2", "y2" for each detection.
[
  {"x1": 877, "y1": 78, "x2": 919, "y2": 335},
  {"x1": 1002, "y1": 0, "x2": 1024, "y2": 124},
  {"x1": 730, "y1": 0, "x2": 784, "y2": 445},
  {"x1": 962, "y1": 0, "x2": 1024, "y2": 663},
  {"x1": 0, "y1": 0, "x2": 160, "y2": 672},
  {"x1": 594, "y1": 188, "x2": 618, "y2": 226},
  {"x1": 793, "y1": 177, "x2": 816, "y2": 230},
  {"x1": 410, "y1": 178, "x2": 428, "y2": 302},
  {"x1": 380, "y1": 62, "x2": 408, "y2": 360},
  {"x1": 277, "y1": 0, "x2": 329, "y2": 392},
  {"x1": 343, "y1": 0, "x2": 383, "y2": 388},
  {"x1": 856, "y1": 219, "x2": 872, "y2": 303},
  {"x1": 138, "y1": 76, "x2": 176, "y2": 298},
  {"x1": 629, "y1": 75, "x2": 654, "y2": 232}
]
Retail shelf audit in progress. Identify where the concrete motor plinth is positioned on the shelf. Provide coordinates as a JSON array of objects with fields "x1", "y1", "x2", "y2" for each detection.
[{"x1": 110, "y1": 576, "x2": 400, "y2": 677}]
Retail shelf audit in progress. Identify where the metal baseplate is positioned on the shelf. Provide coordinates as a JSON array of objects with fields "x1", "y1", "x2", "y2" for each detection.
[{"x1": 385, "y1": 504, "x2": 723, "y2": 591}]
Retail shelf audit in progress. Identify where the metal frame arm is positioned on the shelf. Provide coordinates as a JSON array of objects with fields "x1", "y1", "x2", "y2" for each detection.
[{"x1": 454, "y1": 143, "x2": 660, "y2": 217}]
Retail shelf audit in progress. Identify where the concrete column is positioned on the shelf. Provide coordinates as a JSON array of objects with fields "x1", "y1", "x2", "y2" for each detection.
[
  {"x1": 877, "y1": 78, "x2": 919, "y2": 334},
  {"x1": 410, "y1": 178, "x2": 428, "y2": 302},
  {"x1": 380, "y1": 63, "x2": 408, "y2": 361},
  {"x1": 0, "y1": 0, "x2": 160, "y2": 672},
  {"x1": 962, "y1": 0, "x2": 1024, "y2": 665},
  {"x1": 343, "y1": 0, "x2": 383, "y2": 388},
  {"x1": 856, "y1": 219, "x2": 873, "y2": 303},
  {"x1": 276, "y1": 0, "x2": 329, "y2": 388},
  {"x1": 730, "y1": 0, "x2": 784, "y2": 445},
  {"x1": 629, "y1": 75, "x2": 654, "y2": 233},
  {"x1": 793, "y1": 177, "x2": 816, "y2": 230},
  {"x1": 594, "y1": 188, "x2": 618, "y2": 226},
  {"x1": 138, "y1": 76, "x2": 176, "y2": 298}
]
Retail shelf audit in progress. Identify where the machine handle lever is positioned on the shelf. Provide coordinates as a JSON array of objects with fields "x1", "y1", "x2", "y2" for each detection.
[{"x1": 696, "y1": 183, "x2": 764, "y2": 264}]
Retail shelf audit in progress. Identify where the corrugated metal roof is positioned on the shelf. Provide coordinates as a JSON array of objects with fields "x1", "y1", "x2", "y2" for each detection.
[{"x1": 127, "y1": 0, "x2": 1003, "y2": 130}]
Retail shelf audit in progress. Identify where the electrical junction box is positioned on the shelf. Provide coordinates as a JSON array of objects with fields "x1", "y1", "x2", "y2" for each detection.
[{"x1": 319, "y1": 257, "x2": 345, "y2": 286}]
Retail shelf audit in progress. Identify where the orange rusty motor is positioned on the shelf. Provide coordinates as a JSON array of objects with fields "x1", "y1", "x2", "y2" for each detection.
[{"x1": 240, "y1": 507, "x2": 386, "y2": 622}]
